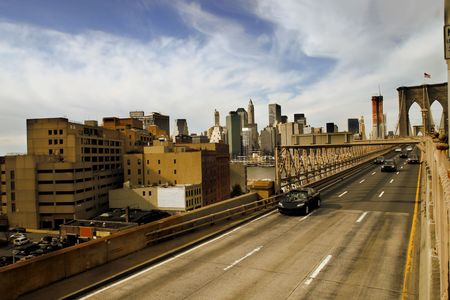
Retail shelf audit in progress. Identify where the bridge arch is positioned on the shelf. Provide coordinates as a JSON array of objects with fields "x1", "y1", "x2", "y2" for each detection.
[{"x1": 397, "y1": 83, "x2": 448, "y2": 136}]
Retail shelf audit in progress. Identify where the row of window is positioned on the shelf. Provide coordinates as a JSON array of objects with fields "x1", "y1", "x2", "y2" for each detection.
[
  {"x1": 48, "y1": 139, "x2": 63, "y2": 145},
  {"x1": 187, "y1": 197, "x2": 201, "y2": 208},
  {"x1": 83, "y1": 147, "x2": 121, "y2": 154},
  {"x1": 48, "y1": 129, "x2": 63, "y2": 135},
  {"x1": 128, "y1": 159, "x2": 177, "y2": 165},
  {"x1": 127, "y1": 169, "x2": 176, "y2": 175},
  {"x1": 80, "y1": 138, "x2": 121, "y2": 147},
  {"x1": 82, "y1": 156, "x2": 121, "y2": 163}
]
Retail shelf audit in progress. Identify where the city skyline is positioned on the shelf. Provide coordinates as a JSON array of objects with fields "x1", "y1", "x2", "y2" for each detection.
[{"x1": 0, "y1": 0, "x2": 447, "y2": 154}]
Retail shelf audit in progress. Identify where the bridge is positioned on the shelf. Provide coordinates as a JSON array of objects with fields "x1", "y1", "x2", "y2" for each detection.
[{"x1": 0, "y1": 134, "x2": 448, "y2": 300}]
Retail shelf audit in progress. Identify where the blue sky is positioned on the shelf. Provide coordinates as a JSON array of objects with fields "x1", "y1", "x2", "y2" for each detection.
[{"x1": 0, "y1": 0, "x2": 446, "y2": 154}]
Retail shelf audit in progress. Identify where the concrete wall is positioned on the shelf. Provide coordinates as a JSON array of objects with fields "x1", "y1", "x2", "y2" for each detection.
[{"x1": 0, "y1": 192, "x2": 259, "y2": 299}]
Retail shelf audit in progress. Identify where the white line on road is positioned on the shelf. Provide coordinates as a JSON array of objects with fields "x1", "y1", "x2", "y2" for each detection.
[
  {"x1": 359, "y1": 179, "x2": 365, "y2": 184},
  {"x1": 371, "y1": 171, "x2": 376, "y2": 175},
  {"x1": 80, "y1": 210, "x2": 276, "y2": 299},
  {"x1": 338, "y1": 191, "x2": 348, "y2": 197},
  {"x1": 356, "y1": 212, "x2": 368, "y2": 223},
  {"x1": 396, "y1": 172, "x2": 399, "y2": 175},
  {"x1": 299, "y1": 211, "x2": 315, "y2": 222},
  {"x1": 400, "y1": 166, "x2": 403, "y2": 169},
  {"x1": 379, "y1": 191, "x2": 385, "y2": 198},
  {"x1": 304, "y1": 254, "x2": 333, "y2": 285},
  {"x1": 223, "y1": 246, "x2": 263, "y2": 271},
  {"x1": 389, "y1": 179, "x2": 394, "y2": 184}
]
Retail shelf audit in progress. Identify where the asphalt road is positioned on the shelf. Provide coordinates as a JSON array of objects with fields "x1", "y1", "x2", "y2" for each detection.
[{"x1": 81, "y1": 151, "x2": 420, "y2": 300}]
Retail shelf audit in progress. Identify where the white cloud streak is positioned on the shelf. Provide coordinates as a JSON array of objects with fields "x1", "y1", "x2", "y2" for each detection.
[{"x1": 0, "y1": 0, "x2": 446, "y2": 154}]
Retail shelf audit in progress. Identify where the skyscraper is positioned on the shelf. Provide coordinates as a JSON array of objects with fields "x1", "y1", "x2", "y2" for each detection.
[
  {"x1": 248, "y1": 99, "x2": 255, "y2": 125},
  {"x1": 326, "y1": 122, "x2": 335, "y2": 133},
  {"x1": 226, "y1": 111, "x2": 242, "y2": 158},
  {"x1": 347, "y1": 118, "x2": 359, "y2": 134},
  {"x1": 268, "y1": 103, "x2": 281, "y2": 127},
  {"x1": 359, "y1": 116, "x2": 367, "y2": 140},
  {"x1": 174, "y1": 119, "x2": 189, "y2": 137},
  {"x1": 371, "y1": 96, "x2": 385, "y2": 139},
  {"x1": 236, "y1": 108, "x2": 248, "y2": 129},
  {"x1": 214, "y1": 109, "x2": 220, "y2": 126},
  {"x1": 294, "y1": 113, "x2": 307, "y2": 126}
]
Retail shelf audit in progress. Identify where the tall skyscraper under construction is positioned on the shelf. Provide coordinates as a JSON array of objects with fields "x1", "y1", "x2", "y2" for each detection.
[{"x1": 371, "y1": 96, "x2": 385, "y2": 139}]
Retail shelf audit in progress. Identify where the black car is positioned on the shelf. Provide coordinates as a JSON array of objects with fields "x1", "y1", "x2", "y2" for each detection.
[
  {"x1": 278, "y1": 188, "x2": 321, "y2": 215},
  {"x1": 407, "y1": 155, "x2": 420, "y2": 164},
  {"x1": 399, "y1": 150, "x2": 408, "y2": 158},
  {"x1": 381, "y1": 159, "x2": 397, "y2": 172},
  {"x1": 373, "y1": 156, "x2": 385, "y2": 164}
]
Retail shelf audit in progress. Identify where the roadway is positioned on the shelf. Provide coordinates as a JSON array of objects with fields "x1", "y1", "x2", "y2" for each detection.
[{"x1": 79, "y1": 150, "x2": 421, "y2": 300}]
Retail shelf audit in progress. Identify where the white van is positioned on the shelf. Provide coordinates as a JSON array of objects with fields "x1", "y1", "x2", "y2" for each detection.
[{"x1": 13, "y1": 236, "x2": 30, "y2": 246}]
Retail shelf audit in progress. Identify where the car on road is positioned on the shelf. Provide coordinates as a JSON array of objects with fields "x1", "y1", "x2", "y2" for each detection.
[
  {"x1": 407, "y1": 155, "x2": 420, "y2": 164},
  {"x1": 399, "y1": 150, "x2": 408, "y2": 158},
  {"x1": 394, "y1": 147, "x2": 402, "y2": 152},
  {"x1": 406, "y1": 145, "x2": 413, "y2": 152},
  {"x1": 278, "y1": 188, "x2": 321, "y2": 215},
  {"x1": 381, "y1": 159, "x2": 397, "y2": 172},
  {"x1": 373, "y1": 156, "x2": 385, "y2": 164},
  {"x1": 13, "y1": 236, "x2": 30, "y2": 246}
]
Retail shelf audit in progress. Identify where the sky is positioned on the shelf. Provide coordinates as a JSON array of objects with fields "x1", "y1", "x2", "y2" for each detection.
[{"x1": 0, "y1": 0, "x2": 446, "y2": 154}]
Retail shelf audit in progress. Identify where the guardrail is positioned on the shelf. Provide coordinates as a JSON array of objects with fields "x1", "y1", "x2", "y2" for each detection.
[{"x1": 420, "y1": 136, "x2": 450, "y2": 299}]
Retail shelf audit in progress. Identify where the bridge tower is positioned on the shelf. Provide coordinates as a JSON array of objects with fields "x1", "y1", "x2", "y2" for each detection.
[{"x1": 397, "y1": 83, "x2": 448, "y2": 137}]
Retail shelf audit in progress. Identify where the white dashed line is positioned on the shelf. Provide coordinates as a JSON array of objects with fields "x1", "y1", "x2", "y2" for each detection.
[
  {"x1": 305, "y1": 255, "x2": 333, "y2": 285},
  {"x1": 356, "y1": 212, "x2": 368, "y2": 223},
  {"x1": 389, "y1": 179, "x2": 394, "y2": 184},
  {"x1": 338, "y1": 191, "x2": 348, "y2": 197},
  {"x1": 396, "y1": 172, "x2": 399, "y2": 175},
  {"x1": 359, "y1": 179, "x2": 365, "y2": 184},
  {"x1": 224, "y1": 246, "x2": 263, "y2": 271},
  {"x1": 299, "y1": 211, "x2": 315, "y2": 222},
  {"x1": 378, "y1": 191, "x2": 385, "y2": 198},
  {"x1": 371, "y1": 172, "x2": 376, "y2": 175}
]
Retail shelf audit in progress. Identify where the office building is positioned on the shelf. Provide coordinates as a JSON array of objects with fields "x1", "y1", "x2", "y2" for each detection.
[
  {"x1": 226, "y1": 111, "x2": 242, "y2": 158},
  {"x1": 0, "y1": 118, "x2": 125, "y2": 229},
  {"x1": 371, "y1": 96, "x2": 385, "y2": 139},
  {"x1": 278, "y1": 122, "x2": 302, "y2": 146},
  {"x1": 248, "y1": 99, "x2": 255, "y2": 125},
  {"x1": 102, "y1": 117, "x2": 153, "y2": 153},
  {"x1": 123, "y1": 142, "x2": 230, "y2": 207},
  {"x1": 132, "y1": 112, "x2": 170, "y2": 136},
  {"x1": 294, "y1": 113, "x2": 307, "y2": 126},
  {"x1": 259, "y1": 126, "x2": 278, "y2": 155},
  {"x1": 326, "y1": 122, "x2": 335, "y2": 133},
  {"x1": 347, "y1": 118, "x2": 359, "y2": 134},
  {"x1": 268, "y1": 104, "x2": 281, "y2": 127},
  {"x1": 174, "y1": 119, "x2": 189, "y2": 137},
  {"x1": 359, "y1": 116, "x2": 367, "y2": 140},
  {"x1": 214, "y1": 109, "x2": 220, "y2": 127},
  {"x1": 281, "y1": 115, "x2": 288, "y2": 124},
  {"x1": 236, "y1": 108, "x2": 248, "y2": 129}
]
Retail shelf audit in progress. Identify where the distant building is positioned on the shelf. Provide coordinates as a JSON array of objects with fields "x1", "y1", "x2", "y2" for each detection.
[
  {"x1": 259, "y1": 126, "x2": 278, "y2": 155},
  {"x1": 326, "y1": 122, "x2": 335, "y2": 133},
  {"x1": 268, "y1": 104, "x2": 281, "y2": 127},
  {"x1": 103, "y1": 117, "x2": 153, "y2": 153},
  {"x1": 371, "y1": 96, "x2": 385, "y2": 139},
  {"x1": 130, "y1": 111, "x2": 170, "y2": 135},
  {"x1": 208, "y1": 109, "x2": 226, "y2": 143},
  {"x1": 236, "y1": 108, "x2": 248, "y2": 129},
  {"x1": 347, "y1": 118, "x2": 359, "y2": 134},
  {"x1": 248, "y1": 99, "x2": 255, "y2": 125},
  {"x1": 294, "y1": 113, "x2": 307, "y2": 126},
  {"x1": 359, "y1": 116, "x2": 367, "y2": 140},
  {"x1": 278, "y1": 122, "x2": 302, "y2": 146},
  {"x1": 226, "y1": 111, "x2": 242, "y2": 158},
  {"x1": 174, "y1": 119, "x2": 189, "y2": 137},
  {"x1": 292, "y1": 132, "x2": 354, "y2": 145}
]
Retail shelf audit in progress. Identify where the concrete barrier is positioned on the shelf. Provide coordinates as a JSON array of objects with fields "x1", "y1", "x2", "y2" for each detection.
[{"x1": 0, "y1": 192, "x2": 259, "y2": 299}]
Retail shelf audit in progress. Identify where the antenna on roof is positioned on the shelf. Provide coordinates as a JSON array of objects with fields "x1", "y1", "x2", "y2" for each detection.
[{"x1": 378, "y1": 84, "x2": 382, "y2": 96}]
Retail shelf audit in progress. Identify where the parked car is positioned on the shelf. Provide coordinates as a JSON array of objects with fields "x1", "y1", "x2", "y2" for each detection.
[
  {"x1": 407, "y1": 155, "x2": 420, "y2": 164},
  {"x1": 278, "y1": 188, "x2": 321, "y2": 215},
  {"x1": 9, "y1": 233, "x2": 26, "y2": 242},
  {"x1": 13, "y1": 236, "x2": 30, "y2": 246},
  {"x1": 381, "y1": 159, "x2": 397, "y2": 172},
  {"x1": 40, "y1": 236, "x2": 53, "y2": 244},
  {"x1": 373, "y1": 156, "x2": 385, "y2": 164},
  {"x1": 406, "y1": 145, "x2": 413, "y2": 152}
]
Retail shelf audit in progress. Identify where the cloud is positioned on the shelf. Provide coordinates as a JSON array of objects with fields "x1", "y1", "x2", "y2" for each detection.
[{"x1": 0, "y1": 0, "x2": 446, "y2": 154}]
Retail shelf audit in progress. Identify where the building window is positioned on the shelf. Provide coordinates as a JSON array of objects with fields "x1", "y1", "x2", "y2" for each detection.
[
  {"x1": 60, "y1": 149, "x2": 64, "y2": 154},
  {"x1": 59, "y1": 129, "x2": 63, "y2": 134},
  {"x1": 142, "y1": 191, "x2": 145, "y2": 196},
  {"x1": 10, "y1": 170, "x2": 14, "y2": 180},
  {"x1": 54, "y1": 139, "x2": 58, "y2": 145},
  {"x1": 174, "y1": 159, "x2": 176, "y2": 164},
  {"x1": 127, "y1": 159, "x2": 130, "y2": 166},
  {"x1": 59, "y1": 139, "x2": 63, "y2": 144},
  {"x1": 174, "y1": 180, "x2": 177, "y2": 184},
  {"x1": 48, "y1": 130, "x2": 52, "y2": 135},
  {"x1": 49, "y1": 139, "x2": 53, "y2": 145},
  {"x1": 138, "y1": 169, "x2": 141, "y2": 175},
  {"x1": 149, "y1": 191, "x2": 152, "y2": 196},
  {"x1": 158, "y1": 170, "x2": 161, "y2": 174},
  {"x1": 138, "y1": 159, "x2": 141, "y2": 165},
  {"x1": 11, "y1": 192, "x2": 15, "y2": 201},
  {"x1": 10, "y1": 182, "x2": 15, "y2": 190},
  {"x1": 127, "y1": 169, "x2": 131, "y2": 175},
  {"x1": 174, "y1": 169, "x2": 176, "y2": 174},
  {"x1": 158, "y1": 160, "x2": 160, "y2": 164},
  {"x1": 53, "y1": 129, "x2": 57, "y2": 135},
  {"x1": 11, "y1": 203, "x2": 16, "y2": 212},
  {"x1": 147, "y1": 160, "x2": 149, "y2": 165}
]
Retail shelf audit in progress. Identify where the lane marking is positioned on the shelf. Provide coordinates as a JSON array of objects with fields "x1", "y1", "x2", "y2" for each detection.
[
  {"x1": 400, "y1": 166, "x2": 403, "y2": 169},
  {"x1": 299, "y1": 211, "x2": 315, "y2": 222},
  {"x1": 338, "y1": 191, "x2": 348, "y2": 197},
  {"x1": 304, "y1": 254, "x2": 333, "y2": 285},
  {"x1": 80, "y1": 210, "x2": 276, "y2": 299},
  {"x1": 371, "y1": 171, "x2": 376, "y2": 175},
  {"x1": 359, "y1": 179, "x2": 365, "y2": 184},
  {"x1": 389, "y1": 179, "x2": 394, "y2": 184},
  {"x1": 402, "y1": 162, "x2": 422, "y2": 299},
  {"x1": 396, "y1": 172, "x2": 400, "y2": 175},
  {"x1": 356, "y1": 212, "x2": 368, "y2": 223},
  {"x1": 378, "y1": 191, "x2": 385, "y2": 198},
  {"x1": 223, "y1": 246, "x2": 262, "y2": 271}
]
